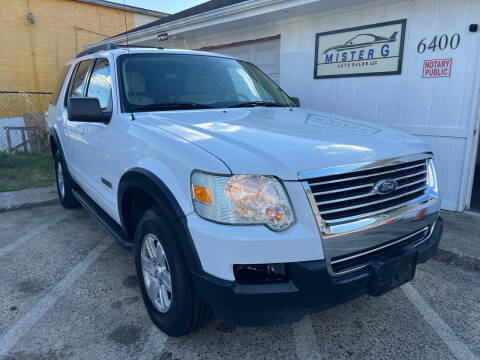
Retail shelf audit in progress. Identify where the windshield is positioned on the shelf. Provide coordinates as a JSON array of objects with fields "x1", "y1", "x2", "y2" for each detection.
[{"x1": 117, "y1": 53, "x2": 295, "y2": 112}]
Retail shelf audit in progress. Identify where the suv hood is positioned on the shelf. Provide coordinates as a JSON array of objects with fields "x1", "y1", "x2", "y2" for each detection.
[{"x1": 135, "y1": 108, "x2": 429, "y2": 180}]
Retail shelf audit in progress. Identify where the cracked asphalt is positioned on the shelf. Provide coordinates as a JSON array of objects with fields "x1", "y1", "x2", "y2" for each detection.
[{"x1": 0, "y1": 203, "x2": 479, "y2": 360}]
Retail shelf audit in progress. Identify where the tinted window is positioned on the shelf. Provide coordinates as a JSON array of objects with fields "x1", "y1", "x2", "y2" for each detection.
[
  {"x1": 64, "y1": 64, "x2": 78, "y2": 107},
  {"x1": 50, "y1": 65, "x2": 71, "y2": 105},
  {"x1": 117, "y1": 54, "x2": 294, "y2": 112},
  {"x1": 70, "y1": 60, "x2": 92, "y2": 98},
  {"x1": 86, "y1": 58, "x2": 112, "y2": 109}
]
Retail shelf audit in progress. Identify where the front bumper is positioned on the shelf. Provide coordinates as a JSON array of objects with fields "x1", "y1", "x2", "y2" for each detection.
[{"x1": 191, "y1": 217, "x2": 443, "y2": 326}]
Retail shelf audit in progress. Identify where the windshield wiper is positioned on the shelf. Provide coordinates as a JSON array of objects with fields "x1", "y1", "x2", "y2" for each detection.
[
  {"x1": 227, "y1": 101, "x2": 287, "y2": 108},
  {"x1": 130, "y1": 102, "x2": 217, "y2": 111}
]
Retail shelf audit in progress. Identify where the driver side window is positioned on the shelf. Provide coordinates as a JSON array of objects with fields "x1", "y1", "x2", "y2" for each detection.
[
  {"x1": 63, "y1": 59, "x2": 92, "y2": 107},
  {"x1": 70, "y1": 60, "x2": 92, "y2": 98},
  {"x1": 86, "y1": 58, "x2": 112, "y2": 110}
]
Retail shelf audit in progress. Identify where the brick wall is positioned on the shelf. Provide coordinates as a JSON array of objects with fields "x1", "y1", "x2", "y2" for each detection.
[{"x1": 0, "y1": 0, "x2": 137, "y2": 94}]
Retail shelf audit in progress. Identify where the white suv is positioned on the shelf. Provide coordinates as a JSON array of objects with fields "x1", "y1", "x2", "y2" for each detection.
[{"x1": 48, "y1": 44, "x2": 443, "y2": 336}]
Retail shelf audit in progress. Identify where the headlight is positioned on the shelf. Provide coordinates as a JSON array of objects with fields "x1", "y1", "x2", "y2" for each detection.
[
  {"x1": 426, "y1": 157, "x2": 439, "y2": 198},
  {"x1": 191, "y1": 171, "x2": 295, "y2": 231}
]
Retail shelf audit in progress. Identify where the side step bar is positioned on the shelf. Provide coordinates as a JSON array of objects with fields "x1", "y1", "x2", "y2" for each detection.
[{"x1": 72, "y1": 188, "x2": 133, "y2": 250}]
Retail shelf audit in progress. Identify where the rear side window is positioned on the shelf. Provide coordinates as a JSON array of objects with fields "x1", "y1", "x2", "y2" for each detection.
[
  {"x1": 70, "y1": 60, "x2": 92, "y2": 98},
  {"x1": 50, "y1": 65, "x2": 71, "y2": 105},
  {"x1": 86, "y1": 58, "x2": 112, "y2": 110}
]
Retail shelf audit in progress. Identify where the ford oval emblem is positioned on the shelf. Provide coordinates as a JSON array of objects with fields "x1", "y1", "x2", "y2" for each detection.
[{"x1": 373, "y1": 179, "x2": 398, "y2": 195}]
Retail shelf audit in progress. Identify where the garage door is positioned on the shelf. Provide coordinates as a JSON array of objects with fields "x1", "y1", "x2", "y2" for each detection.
[{"x1": 213, "y1": 37, "x2": 281, "y2": 83}]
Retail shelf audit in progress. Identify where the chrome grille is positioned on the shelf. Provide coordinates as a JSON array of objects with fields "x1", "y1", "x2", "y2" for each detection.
[
  {"x1": 330, "y1": 227, "x2": 429, "y2": 274},
  {"x1": 306, "y1": 159, "x2": 427, "y2": 222}
]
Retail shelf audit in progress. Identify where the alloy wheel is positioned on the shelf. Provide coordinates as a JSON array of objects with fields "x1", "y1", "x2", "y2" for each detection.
[
  {"x1": 141, "y1": 233, "x2": 172, "y2": 313},
  {"x1": 57, "y1": 162, "x2": 65, "y2": 199}
]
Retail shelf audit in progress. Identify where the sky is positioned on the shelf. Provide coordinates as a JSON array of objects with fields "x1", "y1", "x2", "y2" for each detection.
[{"x1": 110, "y1": 0, "x2": 208, "y2": 14}]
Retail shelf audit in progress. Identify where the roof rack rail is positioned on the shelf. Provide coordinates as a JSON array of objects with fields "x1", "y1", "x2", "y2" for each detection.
[
  {"x1": 76, "y1": 43, "x2": 164, "y2": 58},
  {"x1": 76, "y1": 43, "x2": 117, "y2": 58},
  {"x1": 118, "y1": 44, "x2": 164, "y2": 50}
]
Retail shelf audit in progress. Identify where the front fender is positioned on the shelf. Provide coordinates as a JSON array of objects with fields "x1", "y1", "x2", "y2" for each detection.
[
  {"x1": 117, "y1": 167, "x2": 204, "y2": 272},
  {"x1": 118, "y1": 167, "x2": 189, "y2": 226}
]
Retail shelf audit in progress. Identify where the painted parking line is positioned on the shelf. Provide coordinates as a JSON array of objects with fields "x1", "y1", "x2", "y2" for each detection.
[
  {"x1": 0, "y1": 236, "x2": 112, "y2": 358},
  {"x1": 0, "y1": 214, "x2": 68, "y2": 258},
  {"x1": 402, "y1": 283, "x2": 479, "y2": 360},
  {"x1": 292, "y1": 315, "x2": 324, "y2": 360},
  {"x1": 137, "y1": 327, "x2": 168, "y2": 360}
]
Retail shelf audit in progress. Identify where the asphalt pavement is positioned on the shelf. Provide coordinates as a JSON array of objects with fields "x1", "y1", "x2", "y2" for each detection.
[{"x1": 0, "y1": 203, "x2": 479, "y2": 360}]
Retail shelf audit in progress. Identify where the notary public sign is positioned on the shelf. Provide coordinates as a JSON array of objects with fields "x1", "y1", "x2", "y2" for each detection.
[
  {"x1": 422, "y1": 58, "x2": 452, "y2": 78},
  {"x1": 314, "y1": 19, "x2": 406, "y2": 79}
]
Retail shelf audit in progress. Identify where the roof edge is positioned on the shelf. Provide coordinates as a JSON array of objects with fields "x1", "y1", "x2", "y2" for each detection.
[
  {"x1": 88, "y1": 0, "x2": 284, "y2": 47},
  {"x1": 73, "y1": 0, "x2": 169, "y2": 17}
]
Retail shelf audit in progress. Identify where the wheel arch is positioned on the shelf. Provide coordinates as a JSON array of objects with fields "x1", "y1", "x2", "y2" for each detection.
[
  {"x1": 49, "y1": 127, "x2": 75, "y2": 180},
  {"x1": 49, "y1": 127, "x2": 63, "y2": 159},
  {"x1": 118, "y1": 168, "x2": 203, "y2": 272}
]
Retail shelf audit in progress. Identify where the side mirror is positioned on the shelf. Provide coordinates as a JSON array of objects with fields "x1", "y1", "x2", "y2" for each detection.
[
  {"x1": 67, "y1": 97, "x2": 111, "y2": 123},
  {"x1": 290, "y1": 97, "x2": 301, "y2": 107}
]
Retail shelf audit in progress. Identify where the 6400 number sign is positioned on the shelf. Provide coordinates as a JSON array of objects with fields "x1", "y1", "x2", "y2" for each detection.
[{"x1": 417, "y1": 33, "x2": 460, "y2": 54}]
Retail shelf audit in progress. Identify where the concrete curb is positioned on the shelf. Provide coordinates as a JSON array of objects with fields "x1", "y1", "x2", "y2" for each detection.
[{"x1": 0, "y1": 185, "x2": 58, "y2": 213}]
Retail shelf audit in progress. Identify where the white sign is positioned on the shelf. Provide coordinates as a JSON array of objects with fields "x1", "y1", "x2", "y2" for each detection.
[{"x1": 314, "y1": 20, "x2": 406, "y2": 79}]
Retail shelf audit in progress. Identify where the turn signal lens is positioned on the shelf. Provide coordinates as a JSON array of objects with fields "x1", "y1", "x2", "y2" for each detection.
[
  {"x1": 264, "y1": 205, "x2": 284, "y2": 222},
  {"x1": 193, "y1": 185, "x2": 212, "y2": 204}
]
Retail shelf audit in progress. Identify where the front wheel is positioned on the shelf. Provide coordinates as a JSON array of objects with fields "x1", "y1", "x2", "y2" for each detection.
[
  {"x1": 54, "y1": 152, "x2": 79, "y2": 209},
  {"x1": 134, "y1": 206, "x2": 211, "y2": 336}
]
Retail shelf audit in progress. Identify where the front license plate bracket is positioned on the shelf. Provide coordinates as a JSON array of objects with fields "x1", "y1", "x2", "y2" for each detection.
[{"x1": 367, "y1": 247, "x2": 418, "y2": 297}]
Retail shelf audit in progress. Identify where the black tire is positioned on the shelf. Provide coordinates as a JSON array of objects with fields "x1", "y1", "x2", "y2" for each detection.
[
  {"x1": 134, "y1": 206, "x2": 211, "y2": 336},
  {"x1": 54, "y1": 151, "x2": 79, "y2": 209}
]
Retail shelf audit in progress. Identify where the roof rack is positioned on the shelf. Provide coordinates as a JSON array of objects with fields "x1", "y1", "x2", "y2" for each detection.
[
  {"x1": 119, "y1": 44, "x2": 164, "y2": 50},
  {"x1": 76, "y1": 43, "x2": 117, "y2": 58},
  {"x1": 76, "y1": 43, "x2": 163, "y2": 58}
]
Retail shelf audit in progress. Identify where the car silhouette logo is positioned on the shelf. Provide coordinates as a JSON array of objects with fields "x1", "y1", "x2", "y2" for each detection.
[
  {"x1": 323, "y1": 31, "x2": 398, "y2": 54},
  {"x1": 373, "y1": 179, "x2": 398, "y2": 195}
]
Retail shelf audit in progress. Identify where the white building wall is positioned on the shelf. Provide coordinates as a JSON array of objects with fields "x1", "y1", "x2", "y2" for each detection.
[
  {"x1": 134, "y1": 13, "x2": 160, "y2": 28},
  {"x1": 208, "y1": 38, "x2": 281, "y2": 82},
  {"x1": 279, "y1": 0, "x2": 480, "y2": 211},
  {"x1": 162, "y1": 0, "x2": 480, "y2": 211}
]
